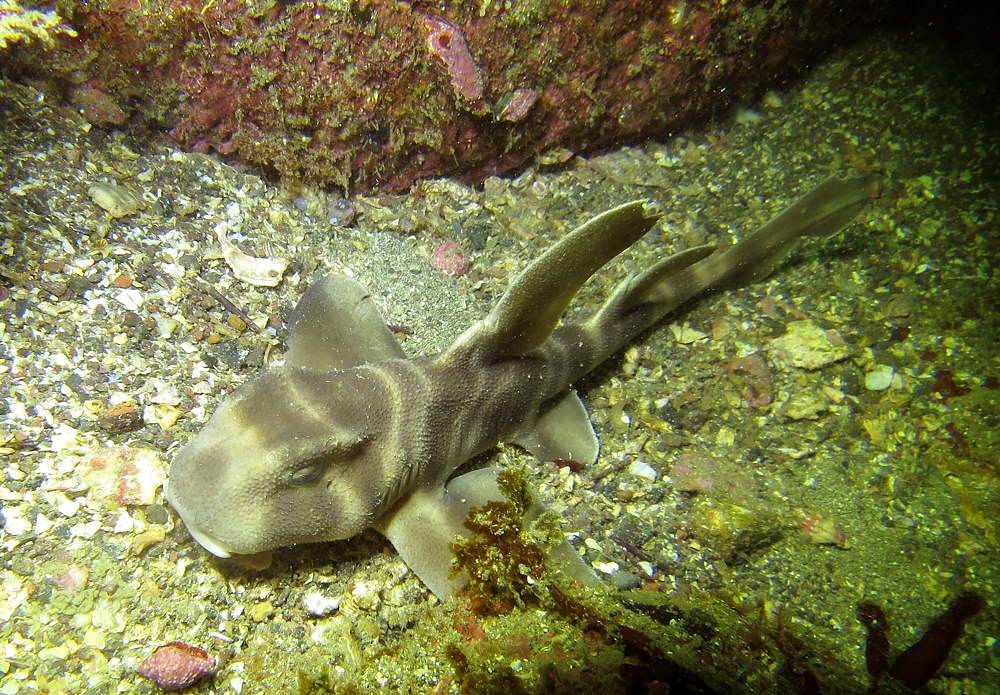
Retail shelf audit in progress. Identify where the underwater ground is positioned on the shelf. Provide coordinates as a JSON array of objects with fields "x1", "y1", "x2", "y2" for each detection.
[{"x1": 1, "y1": 29, "x2": 998, "y2": 695}]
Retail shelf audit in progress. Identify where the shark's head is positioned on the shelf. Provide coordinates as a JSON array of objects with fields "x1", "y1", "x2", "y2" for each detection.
[{"x1": 165, "y1": 366, "x2": 390, "y2": 557}]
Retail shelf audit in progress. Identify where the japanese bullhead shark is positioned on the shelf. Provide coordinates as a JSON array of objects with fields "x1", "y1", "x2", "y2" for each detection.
[{"x1": 165, "y1": 173, "x2": 880, "y2": 598}]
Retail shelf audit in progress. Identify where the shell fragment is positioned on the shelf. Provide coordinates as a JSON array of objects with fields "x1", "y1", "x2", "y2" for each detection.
[{"x1": 215, "y1": 222, "x2": 288, "y2": 287}]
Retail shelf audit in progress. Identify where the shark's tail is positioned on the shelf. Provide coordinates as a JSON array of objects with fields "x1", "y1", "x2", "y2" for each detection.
[
  {"x1": 444, "y1": 173, "x2": 879, "y2": 378},
  {"x1": 579, "y1": 173, "x2": 882, "y2": 366}
]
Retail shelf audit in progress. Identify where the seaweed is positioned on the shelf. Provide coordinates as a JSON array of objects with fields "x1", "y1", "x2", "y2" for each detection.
[
  {"x1": 856, "y1": 602, "x2": 890, "y2": 690},
  {"x1": 548, "y1": 586, "x2": 720, "y2": 695},
  {"x1": 857, "y1": 592, "x2": 985, "y2": 692},
  {"x1": 449, "y1": 494, "x2": 546, "y2": 615},
  {"x1": 887, "y1": 592, "x2": 985, "y2": 691}
]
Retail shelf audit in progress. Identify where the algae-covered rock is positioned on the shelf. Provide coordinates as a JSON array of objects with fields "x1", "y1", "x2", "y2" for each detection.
[
  {"x1": 14, "y1": 0, "x2": 900, "y2": 192},
  {"x1": 768, "y1": 320, "x2": 850, "y2": 370}
]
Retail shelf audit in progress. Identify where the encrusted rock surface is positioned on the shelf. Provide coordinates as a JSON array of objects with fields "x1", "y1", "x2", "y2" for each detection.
[{"x1": 12, "y1": 0, "x2": 898, "y2": 191}]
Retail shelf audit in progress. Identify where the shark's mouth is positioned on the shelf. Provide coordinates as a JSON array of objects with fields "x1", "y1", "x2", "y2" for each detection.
[
  {"x1": 163, "y1": 478, "x2": 233, "y2": 558},
  {"x1": 182, "y1": 522, "x2": 234, "y2": 558}
]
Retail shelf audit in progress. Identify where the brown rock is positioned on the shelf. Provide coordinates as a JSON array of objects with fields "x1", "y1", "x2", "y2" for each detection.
[{"x1": 99, "y1": 404, "x2": 142, "y2": 433}]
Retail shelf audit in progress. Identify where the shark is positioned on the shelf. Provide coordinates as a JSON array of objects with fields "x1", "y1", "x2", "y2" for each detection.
[{"x1": 164, "y1": 173, "x2": 880, "y2": 598}]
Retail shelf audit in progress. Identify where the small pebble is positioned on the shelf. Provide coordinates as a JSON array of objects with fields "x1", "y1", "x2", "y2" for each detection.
[
  {"x1": 304, "y1": 592, "x2": 342, "y2": 617},
  {"x1": 670, "y1": 322, "x2": 708, "y2": 344},
  {"x1": 628, "y1": 459, "x2": 657, "y2": 481},
  {"x1": 215, "y1": 222, "x2": 288, "y2": 287},
  {"x1": 327, "y1": 197, "x2": 356, "y2": 226},
  {"x1": 114, "y1": 288, "x2": 145, "y2": 311},
  {"x1": 1, "y1": 507, "x2": 31, "y2": 536},
  {"x1": 801, "y1": 514, "x2": 847, "y2": 548},
  {"x1": 768, "y1": 320, "x2": 850, "y2": 370},
  {"x1": 226, "y1": 314, "x2": 247, "y2": 332},
  {"x1": 497, "y1": 87, "x2": 539, "y2": 122},
  {"x1": 763, "y1": 90, "x2": 783, "y2": 108},
  {"x1": 431, "y1": 239, "x2": 469, "y2": 276},
  {"x1": 865, "y1": 364, "x2": 895, "y2": 391},
  {"x1": 88, "y1": 182, "x2": 143, "y2": 218},
  {"x1": 594, "y1": 561, "x2": 621, "y2": 575},
  {"x1": 610, "y1": 570, "x2": 642, "y2": 591},
  {"x1": 155, "y1": 316, "x2": 179, "y2": 338},
  {"x1": 145, "y1": 403, "x2": 183, "y2": 430},
  {"x1": 67, "y1": 275, "x2": 95, "y2": 296},
  {"x1": 144, "y1": 504, "x2": 170, "y2": 525},
  {"x1": 39, "y1": 643, "x2": 71, "y2": 661},
  {"x1": 249, "y1": 600, "x2": 276, "y2": 622},
  {"x1": 76, "y1": 445, "x2": 166, "y2": 506},
  {"x1": 132, "y1": 527, "x2": 167, "y2": 555},
  {"x1": 732, "y1": 104, "x2": 763, "y2": 124},
  {"x1": 99, "y1": 404, "x2": 143, "y2": 432}
]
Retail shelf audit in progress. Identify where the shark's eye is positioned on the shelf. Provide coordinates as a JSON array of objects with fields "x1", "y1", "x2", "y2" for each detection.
[{"x1": 290, "y1": 462, "x2": 324, "y2": 485}]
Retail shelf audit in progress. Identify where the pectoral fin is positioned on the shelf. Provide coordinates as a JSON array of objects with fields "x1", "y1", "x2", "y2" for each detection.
[
  {"x1": 284, "y1": 274, "x2": 405, "y2": 371},
  {"x1": 511, "y1": 390, "x2": 600, "y2": 465},
  {"x1": 373, "y1": 481, "x2": 478, "y2": 599},
  {"x1": 375, "y1": 468, "x2": 597, "y2": 598}
]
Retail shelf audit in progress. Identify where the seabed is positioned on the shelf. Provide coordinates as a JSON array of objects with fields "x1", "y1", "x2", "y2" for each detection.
[{"x1": 1, "y1": 30, "x2": 998, "y2": 695}]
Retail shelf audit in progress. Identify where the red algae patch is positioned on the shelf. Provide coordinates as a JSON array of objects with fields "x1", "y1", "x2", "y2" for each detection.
[
  {"x1": 431, "y1": 239, "x2": 470, "y2": 276},
  {"x1": 417, "y1": 13, "x2": 484, "y2": 103}
]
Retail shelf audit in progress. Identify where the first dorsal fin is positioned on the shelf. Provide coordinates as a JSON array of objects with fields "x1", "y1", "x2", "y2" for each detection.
[
  {"x1": 447, "y1": 201, "x2": 659, "y2": 360},
  {"x1": 284, "y1": 274, "x2": 406, "y2": 371}
]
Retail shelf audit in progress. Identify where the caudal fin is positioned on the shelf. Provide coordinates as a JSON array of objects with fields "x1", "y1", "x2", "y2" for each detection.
[{"x1": 595, "y1": 173, "x2": 881, "y2": 333}]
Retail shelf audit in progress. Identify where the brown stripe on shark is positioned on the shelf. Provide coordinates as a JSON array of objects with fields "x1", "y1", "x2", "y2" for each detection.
[
  {"x1": 166, "y1": 173, "x2": 880, "y2": 598},
  {"x1": 362, "y1": 359, "x2": 434, "y2": 511}
]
